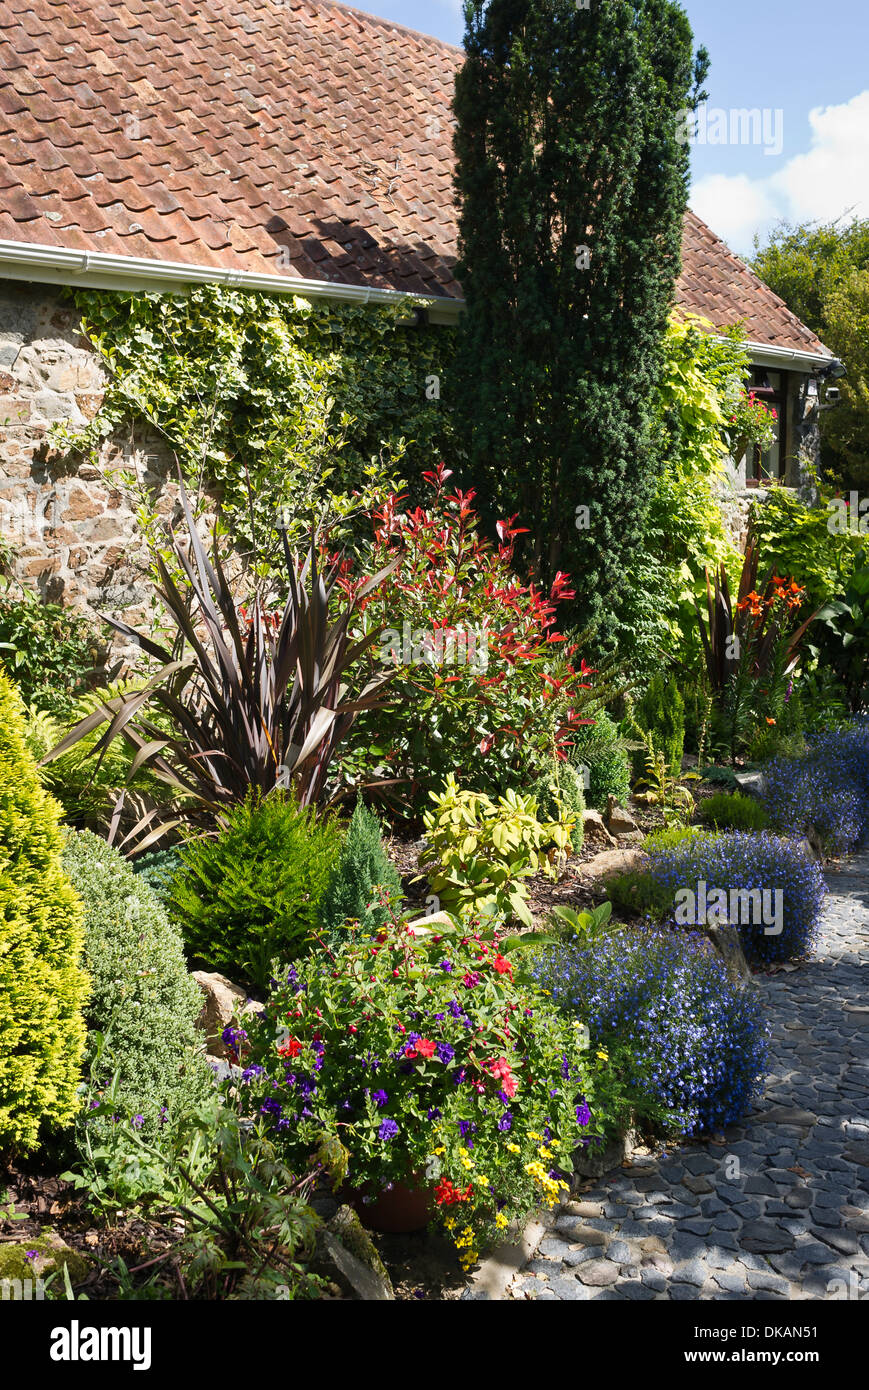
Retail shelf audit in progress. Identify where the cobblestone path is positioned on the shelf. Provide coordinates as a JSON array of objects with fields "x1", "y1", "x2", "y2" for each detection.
[{"x1": 507, "y1": 857, "x2": 869, "y2": 1301}]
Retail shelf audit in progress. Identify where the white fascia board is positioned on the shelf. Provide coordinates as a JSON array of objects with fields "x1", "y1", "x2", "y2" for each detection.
[
  {"x1": 721, "y1": 336, "x2": 834, "y2": 375},
  {"x1": 0, "y1": 241, "x2": 831, "y2": 360},
  {"x1": 0, "y1": 239, "x2": 464, "y2": 324}
]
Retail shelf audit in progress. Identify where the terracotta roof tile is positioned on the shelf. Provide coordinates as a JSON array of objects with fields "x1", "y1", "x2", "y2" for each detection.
[{"x1": 0, "y1": 0, "x2": 828, "y2": 356}]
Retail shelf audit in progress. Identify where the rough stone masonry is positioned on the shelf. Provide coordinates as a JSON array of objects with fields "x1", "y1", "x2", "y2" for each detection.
[{"x1": 0, "y1": 277, "x2": 175, "y2": 648}]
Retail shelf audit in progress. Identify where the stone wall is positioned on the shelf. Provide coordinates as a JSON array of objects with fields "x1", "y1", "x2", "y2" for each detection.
[{"x1": 0, "y1": 278, "x2": 176, "y2": 659}]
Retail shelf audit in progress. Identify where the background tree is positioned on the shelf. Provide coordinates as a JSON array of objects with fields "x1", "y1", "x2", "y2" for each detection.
[
  {"x1": 817, "y1": 270, "x2": 869, "y2": 485},
  {"x1": 752, "y1": 217, "x2": 869, "y2": 486},
  {"x1": 452, "y1": 0, "x2": 708, "y2": 631}
]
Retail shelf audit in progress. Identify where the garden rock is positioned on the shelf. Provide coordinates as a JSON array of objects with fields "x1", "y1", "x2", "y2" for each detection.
[
  {"x1": 573, "y1": 1129, "x2": 636, "y2": 1180},
  {"x1": 0, "y1": 1236, "x2": 91, "y2": 1292},
  {"x1": 705, "y1": 922, "x2": 753, "y2": 986},
  {"x1": 582, "y1": 810, "x2": 616, "y2": 847},
  {"x1": 192, "y1": 971, "x2": 263, "y2": 1058},
  {"x1": 322, "y1": 1205, "x2": 394, "y2": 1301},
  {"x1": 580, "y1": 848, "x2": 648, "y2": 883},
  {"x1": 734, "y1": 770, "x2": 766, "y2": 800},
  {"x1": 605, "y1": 799, "x2": 639, "y2": 837}
]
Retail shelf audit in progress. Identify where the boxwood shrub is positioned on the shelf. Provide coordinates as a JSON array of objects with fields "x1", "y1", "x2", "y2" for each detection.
[{"x1": 62, "y1": 830, "x2": 212, "y2": 1136}]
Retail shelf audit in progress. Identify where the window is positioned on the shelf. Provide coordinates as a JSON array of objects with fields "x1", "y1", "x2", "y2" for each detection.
[{"x1": 746, "y1": 369, "x2": 786, "y2": 484}]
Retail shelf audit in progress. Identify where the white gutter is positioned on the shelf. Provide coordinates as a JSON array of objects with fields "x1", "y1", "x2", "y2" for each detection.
[
  {"x1": 0, "y1": 240, "x2": 833, "y2": 365},
  {"x1": 718, "y1": 336, "x2": 833, "y2": 375},
  {"x1": 0, "y1": 238, "x2": 464, "y2": 325}
]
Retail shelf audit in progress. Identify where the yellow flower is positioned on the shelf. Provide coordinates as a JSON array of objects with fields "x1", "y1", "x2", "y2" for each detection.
[
  {"x1": 505, "y1": 1142, "x2": 520, "y2": 1154},
  {"x1": 596, "y1": 1048, "x2": 609, "y2": 1061},
  {"x1": 538, "y1": 1145, "x2": 553, "y2": 1160},
  {"x1": 433, "y1": 1146, "x2": 445, "y2": 1156},
  {"x1": 495, "y1": 1211, "x2": 509, "y2": 1230},
  {"x1": 459, "y1": 1151, "x2": 474, "y2": 1170},
  {"x1": 476, "y1": 1173, "x2": 490, "y2": 1188}
]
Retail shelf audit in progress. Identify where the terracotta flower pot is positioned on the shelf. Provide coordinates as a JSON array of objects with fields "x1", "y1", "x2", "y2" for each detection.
[{"x1": 345, "y1": 1176, "x2": 435, "y2": 1234}]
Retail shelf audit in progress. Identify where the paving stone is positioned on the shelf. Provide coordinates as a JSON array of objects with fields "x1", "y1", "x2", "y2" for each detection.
[
  {"x1": 680, "y1": 1153, "x2": 720, "y2": 1176},
  {"x1": 681, "y1": 1218, "x2": 714, "y2": 1236},
  {"x1": 621, "y1": 1279, "x2": 657, "y2": 1300},
  {"x1": 744, "y1": 1176, "x2": 779, "y2": 1196},
  {"x1": 712, "y1": 1271, "x2": 747, "y2": 1294},
  {"x1": 811, "y1": 1228, "x2": 859, "y2": 1256},
  {"x1": 605, "y1": 1240, "x2": 632, "y2": 1264},
  {"x1": 561, "y1": 1246, "x2": 600, "y2": 1267},
  {"x1": 546, "y1": 1274, "x2": 594, "y2": 1301},
  {"x1": 538, "y1": 1237, "x2": 574, "y2": 1259},
  {"x1": 672, "y1": 1259, "x2": 708, "y2": 1287},
  {"x1": 794, "y1": 1241, "x2": 845, "y2": 1265},
  {"x1": 746, "y1": 1270, "x2": 790, "y2": 1293},
  {"x1": 741, "y1": 1221, "x2": 795, "y2": 1253},
  {"x1": 576, "y1": 1260, "x2": 620, "y2": 1287},
  {"x1": 560, "y1": 1201, "x2": 605, "y2": 1219},
  {"x1": 712, "y1": 1211, "x2": 741, "y2": 1231},
  {"x1": 682, "y1": 1174, "x2": 715, "y2": 1195},
  {"x1": 554, "y1": 1220, "x2": 606, "y2": 1245},
  {"x1": 507, "y1": 857, "x2": 869, "y2": 1304}
]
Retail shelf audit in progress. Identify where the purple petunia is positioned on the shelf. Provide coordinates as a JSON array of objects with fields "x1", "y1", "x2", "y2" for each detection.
[
  {"x1": 440, "y1": 960, "x2": 453, "y2": 973},
  {"x1": 497, "y1": 1113, "x2": 513, "y2": 1132},
  {"x1": 575, "y1": 1101, "x2": 591, "y2": 1127},
  {"x1": 436, "y1": 1042, "x2": 455, "y2": 1065},
  {"x1": 373, "y1": 1089, "x2": 389, "y2": 1109},
  {"x1": 378, "y1": 1118, "x2": 399, "y2": 1142}
]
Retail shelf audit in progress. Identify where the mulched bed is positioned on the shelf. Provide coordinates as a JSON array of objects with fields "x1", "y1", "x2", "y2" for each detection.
[{"x1": 383, "y1": 797, "x2": 670, "y2": 929}]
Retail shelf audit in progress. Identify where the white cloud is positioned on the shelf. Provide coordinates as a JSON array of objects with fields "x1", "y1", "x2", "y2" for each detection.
[
  {"x1": 691, "y1": 173, "x2": 780, "y2": 256},
  {"x1": 691, "y1": 90, "x2": 869, "y2": 256}
]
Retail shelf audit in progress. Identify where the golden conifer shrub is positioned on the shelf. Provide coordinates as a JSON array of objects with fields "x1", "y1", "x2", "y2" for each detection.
[{"x1": 0, "y1": 671, "x2": 89, "y2": 1150}]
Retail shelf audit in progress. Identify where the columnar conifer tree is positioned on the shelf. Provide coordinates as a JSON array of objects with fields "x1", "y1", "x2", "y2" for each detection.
[{"x1": 453, "y1": 0, "x2": 708, "y2": 628}]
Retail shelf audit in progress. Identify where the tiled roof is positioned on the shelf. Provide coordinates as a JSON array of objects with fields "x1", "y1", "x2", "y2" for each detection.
[{"x1": 0, "y1": 0, "x2": 829, "y2": 357}]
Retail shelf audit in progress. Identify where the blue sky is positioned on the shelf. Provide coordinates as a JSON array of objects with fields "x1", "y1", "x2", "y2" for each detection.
[{"x1": 349, "y1": 0, "x2": 869, "y2": 257}]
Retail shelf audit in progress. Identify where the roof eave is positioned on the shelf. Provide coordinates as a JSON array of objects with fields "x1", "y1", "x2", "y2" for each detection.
[
  {"x1": 0, "y1": 240, "x2": 831, "y2": 361},
  {"x1": 0, "y1": 239, "x2": 464, "y2": 325},
  {"x1": 732, "y1": 337, "x2": 834, "y2": 374}
]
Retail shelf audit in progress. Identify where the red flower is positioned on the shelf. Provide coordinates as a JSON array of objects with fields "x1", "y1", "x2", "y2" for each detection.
[
  {"x1": 434, "y1": 1177, "x2": 473, "y2": 1206},
  {"x1": 492, "y1": 954, "x2": 514, "y2": 980},
  {"x1": 406, "y1": 1037, "x2": 437, "y2": 1060},
  {"x1": 277, "y1": 1037, "x2": 303, "y2": 1059},
  {"x1": 484, "y1": 1055, "x2": 518, "y2": 1096}
]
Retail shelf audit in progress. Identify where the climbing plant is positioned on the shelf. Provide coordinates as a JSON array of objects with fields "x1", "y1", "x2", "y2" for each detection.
[{"x1": 51, "y1": 285, "x2": 456, "y2": 557}]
